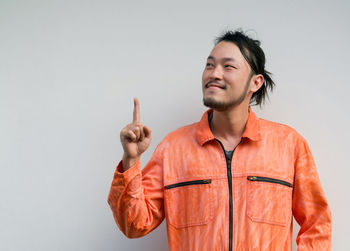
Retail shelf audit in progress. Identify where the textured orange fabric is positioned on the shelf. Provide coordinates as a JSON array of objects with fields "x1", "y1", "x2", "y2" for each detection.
[{"x1": 108, "y1": 107, "x2": 332, "y2": 250}]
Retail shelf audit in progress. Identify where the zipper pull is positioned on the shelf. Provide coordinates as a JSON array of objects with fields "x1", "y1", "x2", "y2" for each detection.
[{"x1": 247, "y1": 176, "x2": 257, "y2": 181}]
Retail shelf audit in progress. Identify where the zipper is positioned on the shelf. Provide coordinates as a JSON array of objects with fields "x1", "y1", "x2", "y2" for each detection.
[
  {"x1": 164, "y1": 179, "x2": 211, "y2": 190},
  {"x1": 247, "y1": 176, "x2": 292, "y2": 187},
  {"x1": 217, "y1": 139, "x2": 242, "y2": 251}
]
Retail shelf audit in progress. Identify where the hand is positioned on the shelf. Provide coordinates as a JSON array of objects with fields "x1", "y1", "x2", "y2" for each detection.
[{"x1": 120, "y1": 98, "x2": 152, "y2": 171}]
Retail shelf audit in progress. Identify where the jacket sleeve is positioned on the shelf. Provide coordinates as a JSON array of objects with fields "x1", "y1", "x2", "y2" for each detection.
[
  {"x1": 292, "y1": 137, "x2": 332, "y2": 250},
  {"x1": 107, "y1": 145, "x2": 165, "y2": 238}
]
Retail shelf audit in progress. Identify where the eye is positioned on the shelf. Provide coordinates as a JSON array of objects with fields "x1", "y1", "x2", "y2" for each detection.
[
  {"x1": 225, "y1": 65, "x2": 236, "y2": 69},
  {"x1": 206, "y1": 62, "x2": 214, "y2": 68}
]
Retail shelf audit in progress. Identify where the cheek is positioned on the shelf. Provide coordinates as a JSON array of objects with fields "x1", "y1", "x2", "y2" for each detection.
[
  {"x1": 223, "y1": 73, "x2": 243, "y2": 86},
  {"x1": 202, "y1": 71, "x2": 208, "y2": 85},
  {"x1": 202, "y1": 70, "x2": 207, "y2": 79},
  {"x1": 223, "y1": 72, "x2": 236, "y2": 80}
]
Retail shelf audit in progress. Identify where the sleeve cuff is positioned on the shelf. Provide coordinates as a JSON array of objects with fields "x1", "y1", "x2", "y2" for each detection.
[{"x1": 113, "y1": 160, "x2": 141, "y2": 185}]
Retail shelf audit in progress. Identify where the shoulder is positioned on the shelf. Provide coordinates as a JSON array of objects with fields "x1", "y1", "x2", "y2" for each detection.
[
  {"x1": 155, "y1": 121, "x2": 199, "y2": 150},
  {"x1": 258, "y1": 117, "x2": 306, "y2": 143},
  {"x1": 255, "y1": 116, "x2": 314, "y2": 161},
  {"x1": 164, "y1": 122, "x2": 198, "y2": 142}
]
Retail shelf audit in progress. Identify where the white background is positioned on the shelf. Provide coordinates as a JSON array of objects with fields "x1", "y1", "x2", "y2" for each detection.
[{"x1": 1, "y1": 0, "x2": 349, "y2": 250}]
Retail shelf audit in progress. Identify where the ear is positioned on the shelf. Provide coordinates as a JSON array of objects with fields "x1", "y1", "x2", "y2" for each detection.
[{"x1": 250, "y1": 74, "x2": 264, "y2": 93}]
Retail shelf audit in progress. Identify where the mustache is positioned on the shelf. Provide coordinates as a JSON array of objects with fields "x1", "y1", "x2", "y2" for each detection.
[{"x1": 205, "y1": 81, "x2": 227, "y2": 89}]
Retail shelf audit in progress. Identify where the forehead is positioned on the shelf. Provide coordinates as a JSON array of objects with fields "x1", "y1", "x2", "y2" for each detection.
[{"x1": 208, "y1": 41, "x2": 247, "y2": 64}]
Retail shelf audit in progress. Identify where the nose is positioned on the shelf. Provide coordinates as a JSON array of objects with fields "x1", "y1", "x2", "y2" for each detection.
[{"x1": 209, "y1": 65, "x2": 223, "y2": 80}]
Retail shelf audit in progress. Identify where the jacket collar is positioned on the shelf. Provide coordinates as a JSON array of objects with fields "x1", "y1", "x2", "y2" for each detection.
[{"x1": 195, "y1": 106, "x2": 262, "y2": 146}]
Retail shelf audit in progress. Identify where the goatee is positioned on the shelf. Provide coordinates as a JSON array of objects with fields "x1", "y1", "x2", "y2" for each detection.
[{"x1": 203, "y1": 74, "x2": 252, "y2": 111}]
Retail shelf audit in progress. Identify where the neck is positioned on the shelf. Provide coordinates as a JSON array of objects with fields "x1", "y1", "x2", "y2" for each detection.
[{"x1": 210, "y1": 103, "x2": 250, "y2": 149}]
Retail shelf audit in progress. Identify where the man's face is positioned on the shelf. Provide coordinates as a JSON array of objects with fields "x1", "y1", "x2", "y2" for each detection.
[{"x1": 202, "y1": 41, "x2": 255, "y2": 111}]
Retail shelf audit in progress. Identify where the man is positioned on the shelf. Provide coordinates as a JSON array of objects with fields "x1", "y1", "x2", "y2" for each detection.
[{"x1": 108, "y1": 30, "x2": 332, "y2": 250}]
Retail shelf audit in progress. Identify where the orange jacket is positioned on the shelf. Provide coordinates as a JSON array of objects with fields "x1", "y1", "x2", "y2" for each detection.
[{"x1": 108, "y1": 107, "x2": 332, "y2": 251}]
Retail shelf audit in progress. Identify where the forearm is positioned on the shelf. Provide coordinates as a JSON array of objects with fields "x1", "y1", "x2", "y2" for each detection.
[
  {"x1": 107, "y1": 158, "x2": 164, "y2": 238},
  {"x1": 294, "y1": 187, "x2": 332, "y2": 250},
  {"x1": 121, "y1": 154, "x2": 140, "y2": 172},
  {"x1": 293, "y1": 138, "x2": 332, "y2": 250}
]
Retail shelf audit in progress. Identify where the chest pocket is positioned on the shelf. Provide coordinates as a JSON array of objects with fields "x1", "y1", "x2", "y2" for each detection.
[
  {"x1": 246, "y1": 176, "x2": 293, "y2": 226},
  {"x1": 164, "y1": 179, "x2": 214, "y2": 228}
]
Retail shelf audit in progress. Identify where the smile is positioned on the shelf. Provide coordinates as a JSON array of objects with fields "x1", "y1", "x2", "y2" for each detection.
[{"x1": 205, "y1": 82, "x2": 226, "y2": 89}]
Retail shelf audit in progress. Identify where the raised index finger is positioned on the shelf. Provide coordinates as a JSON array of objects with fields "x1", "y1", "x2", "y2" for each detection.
[{"x1": 133, "y1": 97, "x2": 140, "y2": 123}]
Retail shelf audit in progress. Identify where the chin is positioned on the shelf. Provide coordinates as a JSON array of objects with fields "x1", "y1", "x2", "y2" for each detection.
[{"x1": 203, "y1": 97, "x2": 229, "y2": 111}]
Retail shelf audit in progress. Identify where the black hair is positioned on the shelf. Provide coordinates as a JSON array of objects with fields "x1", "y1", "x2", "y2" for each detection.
[{"x1": 215, "y1": 29, "x2": 275, "y2": 107}]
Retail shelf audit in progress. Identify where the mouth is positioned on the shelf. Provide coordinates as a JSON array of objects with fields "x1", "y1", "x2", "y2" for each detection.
[{"x1": 205, "y1": 81, "x2": 226, "y2": 89}]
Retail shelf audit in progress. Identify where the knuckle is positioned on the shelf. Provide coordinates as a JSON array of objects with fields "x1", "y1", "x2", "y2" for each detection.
[
  {"x1": 134, "y1": 122, "x2": 143, "y2": 127},
  {"x1": 120, "y1": 129, "x2": 128, "y2": 137}
]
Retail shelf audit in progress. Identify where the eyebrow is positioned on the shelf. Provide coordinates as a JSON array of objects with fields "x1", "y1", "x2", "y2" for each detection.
[{"x1": 207, "y1": 56, "x2": 237, "y2": 63}]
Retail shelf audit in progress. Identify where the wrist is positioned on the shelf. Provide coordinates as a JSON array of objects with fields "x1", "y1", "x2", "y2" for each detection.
[{"x1": 122, "y1": 154, "x2": 140, "y2": 172}]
